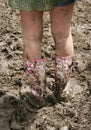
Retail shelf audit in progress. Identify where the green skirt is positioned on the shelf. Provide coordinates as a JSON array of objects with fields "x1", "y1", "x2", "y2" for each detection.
[{"x1": 8, "y1": 0, "x2": 75, "y2": 12}]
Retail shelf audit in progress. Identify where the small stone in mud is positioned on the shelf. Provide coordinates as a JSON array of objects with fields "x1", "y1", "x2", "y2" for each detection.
[{"x1": 61, "y1": 126, "x2": 69, "y2": 130}]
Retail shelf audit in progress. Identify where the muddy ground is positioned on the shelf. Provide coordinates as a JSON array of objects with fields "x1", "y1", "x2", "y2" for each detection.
[{"x1": 0, "y1": 0, "x2": 91, "y2": 130}]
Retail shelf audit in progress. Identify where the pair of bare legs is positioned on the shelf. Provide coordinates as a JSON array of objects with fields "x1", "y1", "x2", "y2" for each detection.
[
  {"x1": 20, "y1": 3, "x2": 74, "y2": 62},
  {"x1": 20, "y1": 3, "x2": 75, "y2": 103}
]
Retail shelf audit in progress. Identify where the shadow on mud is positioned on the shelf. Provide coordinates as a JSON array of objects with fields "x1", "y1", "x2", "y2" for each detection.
[{"x1": 0, "y1": 90, "x2": 38, "y2": 130}]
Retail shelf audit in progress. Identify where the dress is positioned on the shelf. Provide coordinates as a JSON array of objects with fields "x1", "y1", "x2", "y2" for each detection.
[{"x1": 9, "y1": 0, "x2": 76, "y2": 12}]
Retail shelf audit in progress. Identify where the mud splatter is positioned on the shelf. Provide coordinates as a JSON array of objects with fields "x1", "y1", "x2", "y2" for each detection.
[{"x1": 0, "y1": 0, "x2": 91, "y2": 130}]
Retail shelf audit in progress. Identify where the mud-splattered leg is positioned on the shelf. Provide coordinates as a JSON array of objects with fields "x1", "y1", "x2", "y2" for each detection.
[
  {"x1": 50, "y1": 3, "x2": 75, "y2": 100},
  {"x1": 20, "y1": 11, "x2": 46, "y2": 107},
  {"x1": 20, "y1": 10, "x2": 43, "y2": 61}
]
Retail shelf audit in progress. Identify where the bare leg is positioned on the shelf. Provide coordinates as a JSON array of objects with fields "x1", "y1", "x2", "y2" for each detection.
[
  {"x1": 20, "y1": 11, "x2": 46, "y2": 104},
  {"x1": 20, "y1": 10, "x2": 43, "y2": 61},
  {"x1": 50, "y1": 3, "x2": 74, "y2": 57},
  {"x1": 50, "y1": 3, "x2": 75, "y2": 101}
]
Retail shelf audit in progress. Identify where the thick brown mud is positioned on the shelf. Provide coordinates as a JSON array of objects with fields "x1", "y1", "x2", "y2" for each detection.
[{"x1": 0, "y1": 0, "x2": 91, "y2": 130}]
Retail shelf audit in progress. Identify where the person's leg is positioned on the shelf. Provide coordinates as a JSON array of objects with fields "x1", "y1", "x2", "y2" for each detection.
[
  {"x1": 50, "y1": 3, "x2": 74, "y2": 57},
  {"x1": 20, "y1": 11, "x2": 46, "y2": 103},
  {"x1": 20, "y1": 10, "x2": 43, "y2": 61},
  {"x1": 50, "y1": 3, "x2": 75, "y2": 100}
]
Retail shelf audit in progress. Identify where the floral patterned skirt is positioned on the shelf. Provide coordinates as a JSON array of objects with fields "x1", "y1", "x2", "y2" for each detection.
[{"x1": 8, "y1": 0, "x2": 76, "y2": 12}]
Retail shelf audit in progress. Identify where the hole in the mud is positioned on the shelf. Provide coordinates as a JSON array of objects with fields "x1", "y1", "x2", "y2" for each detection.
[
  {"x1": 86, "y1": 62, "x2": 91, "y2": 72},
  {"x1": 14, "y1": 79, "x2": 22, "y2": 87},
  {"x1": 0, "y1": 89, "x2": 6, "y2": 97},
  {"x1": 7, "y1": 54, "x2": 13, "y2": 59},
  {"x1": 2, "y1": 48, "x2": 8, "y2": 54}
]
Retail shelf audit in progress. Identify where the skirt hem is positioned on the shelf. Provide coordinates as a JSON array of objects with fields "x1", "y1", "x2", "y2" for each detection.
[{"x1": 9, "y1": 0, "x2": 75, "y2": 12}]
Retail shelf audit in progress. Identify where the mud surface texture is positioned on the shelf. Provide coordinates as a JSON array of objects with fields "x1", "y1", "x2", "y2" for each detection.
[{"x1": 0, "y1": 0, "x2": 91, "y2": 130}]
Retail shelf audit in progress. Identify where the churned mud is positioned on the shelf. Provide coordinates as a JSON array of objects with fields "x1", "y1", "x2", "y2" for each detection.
[{"x1": 0, "y1": 0, "x2": 91, "y2": 130}]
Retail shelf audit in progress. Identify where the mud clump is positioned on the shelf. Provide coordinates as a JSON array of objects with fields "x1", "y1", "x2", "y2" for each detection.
[{"x1": 0, "y1": 0, "x2": 91, "y2": 130}]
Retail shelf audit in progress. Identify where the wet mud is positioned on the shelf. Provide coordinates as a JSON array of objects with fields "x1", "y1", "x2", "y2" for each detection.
[{"x1": 0, "y1": 0, "x2": 91, "y2": 130}]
